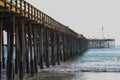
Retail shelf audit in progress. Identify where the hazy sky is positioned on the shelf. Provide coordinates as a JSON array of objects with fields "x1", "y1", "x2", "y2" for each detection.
[{"x1": 27, "y1": 0, "x2": 120, "y2": 44}]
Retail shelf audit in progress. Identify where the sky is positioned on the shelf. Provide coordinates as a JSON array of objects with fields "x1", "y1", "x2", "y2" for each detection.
[{"x1": 26, "y1": 0, "x2": 120, "y2": 44}]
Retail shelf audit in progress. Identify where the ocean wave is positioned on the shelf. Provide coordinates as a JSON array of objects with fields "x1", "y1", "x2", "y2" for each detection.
[{"x1": 39, "y1": 63, "x2": 120, "y2": 73}]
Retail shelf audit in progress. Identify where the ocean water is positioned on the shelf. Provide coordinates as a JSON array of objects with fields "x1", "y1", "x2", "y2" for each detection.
[
  {"x1": 2, "y1": 46, "x2": 120, "y2": 80},
  {"x1": 37, "y1": 45, "x2": 120, "y2": 80},
  {"x1": 71, "y1": 46, "x2": 120, "y2": 72}
]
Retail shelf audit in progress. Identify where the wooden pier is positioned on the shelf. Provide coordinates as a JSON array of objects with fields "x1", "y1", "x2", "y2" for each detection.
[
  {"x1": 0, "y1": 0, "x2": 90, "y2": 80},
  {"x1": 89, "y1": 39, "x2": 115, "y2": 48}
]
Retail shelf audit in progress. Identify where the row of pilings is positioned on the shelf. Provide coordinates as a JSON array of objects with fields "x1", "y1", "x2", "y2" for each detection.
[
  {"x1": 89, "y1": 39, "x2": 115, "y2": 48},
  {"x1": 0, "y1": 15, "x2": 88, "y2": 80},
  {"x1": 0, "y1": 0, "x2": 89, "y2": 79}
]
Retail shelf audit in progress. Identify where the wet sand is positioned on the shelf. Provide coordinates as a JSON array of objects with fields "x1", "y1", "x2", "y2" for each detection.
[
  {"x1": 34, "y1": 73, "x2": 75, "y2": 80},
  {"x1": 23, "y1": 72, "x2": 120, "y2": 80}
]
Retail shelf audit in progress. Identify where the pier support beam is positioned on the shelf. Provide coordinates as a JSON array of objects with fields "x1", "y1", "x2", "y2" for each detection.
[
  {"x1": 2, "y1": 31, "x2": 5, "y2": 69},
  {"x1": 59, "y1": 33, "x2": 63, "y2": 62},
  {"x1": 24, "y1": 26, "x2": 30, "y2": 74},
  {"x1": 39, "y1": 27, "x2": 44, "y2": 69},
  {"x1": 44, "y1": 28, "x2": 50, "y2": 68},
  {"x1": 28, "y1": 23, "x2": 34, "y2": 76},
  {"x1": 15, "y1": 25, "x2": 19, "y2": 74},
  {"x1": 56, "y1": 32, "x2": 60, "y2": 65},
  {"x1": 51, "y1": 30, "x2": 56, "y2": 66},
  {"x1": 62, "y1": 33, "x2": 66, "y2": 61},
  {"x1": 18, "y1": 18, "x2": 25, "y2": 80},
  {"x1": 0, "y1": 18, "x2": 2, "y2": 80},
  {"x1": 33, "y1": 26, "x2": 38, "y2": 73},
  {"x1": 7, "y1": 15, "x2": 15, "y2": 80}
]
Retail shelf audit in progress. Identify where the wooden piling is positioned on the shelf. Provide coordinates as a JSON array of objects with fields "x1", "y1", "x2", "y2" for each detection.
[
  {"x1": 59, "y1": 33, "x2": 63, "y2": 62},
  {"x1": 45, "y1": 28, "x2": 50, "y2": 68},
  {"x1": 18, "y1": 18, "x2": 25, "y2": 80},
  {"x1": 2, "y1": 30, "x2": 5, "y2": 68},
  {"x1": 62, "y1": 33, "x2": 66, "y2": 61},
  {"x1": 56, "y1": 31, "x2": 60, "y2": 65},
  {"x1": 25, "y1": 27, "x2": 30, "y2": 74},
  {"x1": 32, "y1": 26, "x2": 38, "y2": 73},
  {"x1": 0, "y1": 18, "x2": 2, "y2": 80},
  {"x1": 51, "y1": 30, "x2": 56, "y2": 66},
  {"x1": 39, "y1": 28, "x2": 44, "y2": 69},
  {"x1": 54, "y1": 31, "x2": 57, "y2": 65},
  {"x1": 7, "y1": 20, "x2": 10, "y2": 80},
  {"x1": 64, "y1": 34, "x2": 67, "y2": 61},
  {"x1": 69, "y1": 36, "x2": 72, "y2": 58},
  {"x1": 36, "y1": 30, "x2": 39, "y2": 66},
  {"x1": 28, "y1": 23, "x2": 34, "y2": 76},
  {"x1": 15, "y1": 25, "x2": 19, "y2": 74},
  {"x1": 7, "y1": 15, "x2": 15, "y2": 80}
]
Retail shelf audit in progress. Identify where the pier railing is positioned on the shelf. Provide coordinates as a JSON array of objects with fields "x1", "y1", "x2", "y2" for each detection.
[{"x1": 0, "y1": 0, "x2": 77, "y2": 36}]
